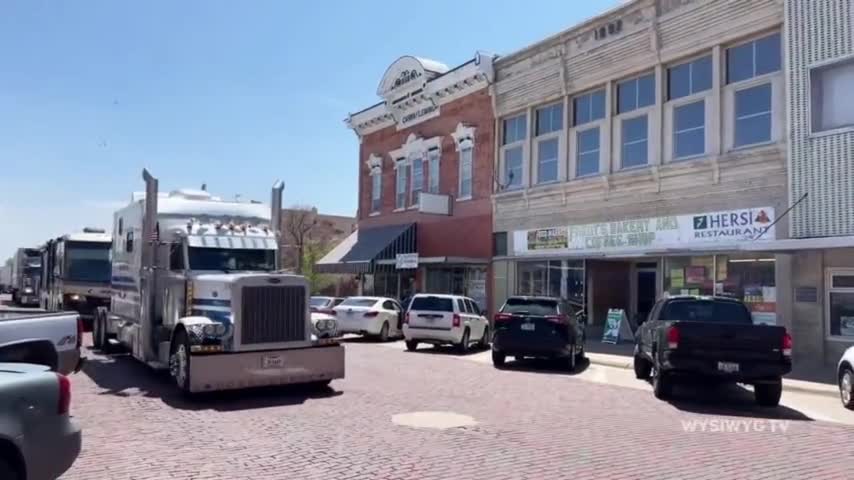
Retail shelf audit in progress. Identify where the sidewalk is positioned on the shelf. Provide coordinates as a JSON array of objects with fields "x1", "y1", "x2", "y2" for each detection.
[{"x1": 584, "y1": 329, "x2": 839, "y2": 398}]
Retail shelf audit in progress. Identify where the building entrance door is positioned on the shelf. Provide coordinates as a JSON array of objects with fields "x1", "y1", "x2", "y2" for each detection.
[{"x1": 636, "y1": 266, "x2": 657, "y2": 326}]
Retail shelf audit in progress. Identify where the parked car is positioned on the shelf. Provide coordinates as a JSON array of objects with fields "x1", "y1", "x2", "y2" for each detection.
[
  {"x1": 838, "y1": 345, "x2": 854, "y2": 410},
  {"x1": 491, "y1": 296, "x2": 586, "y2": 371},
  {"x1": 0, "y1": 310, "x2": 84, "y2": 375},
  {"x1": 310, "y1": 296, "x2": 345, "y2": 314},
  {"x1": 634, "y1": 296, "x2": 792, "y2": 406},
  {"x1": 331, "y1": 296, "x2": 403, "y2": 341},
  {"x1": 403, "y1": 294, "x2": 489, "y2": 353},
  {"x1": 0, "y1": 339, "x2": 82, "y2": 480}
]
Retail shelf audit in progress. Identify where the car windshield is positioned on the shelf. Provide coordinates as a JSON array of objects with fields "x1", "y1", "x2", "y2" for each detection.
[
  {"x1": 338, "y1": 298, "x2": 378, "y2": 308},
  {"x1": 502, "y1": 298, "x2": 559, "y2": 316},
  {"x1": 310, "y1": 297, "x2": 332, "y2": 308},
  {"x1": 188, "y1": 247, "x2": 275, "y2": 272},
  {"x1": 65, "y1": 241, "x2": 111, "y2": 283},
  {"x1": 409, "y1": 296, "x2": 454, "y2": 312},
  {"x1": 660, "y1": 300, "x2": 752, "y2": 324}
]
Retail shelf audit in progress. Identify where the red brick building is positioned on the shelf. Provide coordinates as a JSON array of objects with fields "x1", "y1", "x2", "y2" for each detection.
[{"x1": 317, "y1": 53, "x2": 496, "y2": 309}]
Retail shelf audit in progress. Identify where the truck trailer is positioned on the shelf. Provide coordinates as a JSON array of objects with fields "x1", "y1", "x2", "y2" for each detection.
[
  {"x1": 40, "y1": 229, "x2": 112, "y2": 326},
  {"x1": 92, "y1": 169, "x2": 345, "y2": 394},
  {"x1": 11, "y1": 247, "x2": 42, "y2": 307}
]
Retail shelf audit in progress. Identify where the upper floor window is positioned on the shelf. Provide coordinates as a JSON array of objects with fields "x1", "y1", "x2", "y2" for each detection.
[
  {"x1": 573, "y1": 90, "x2": 606, "y2": 126},
  {"x1": 734, "y1": 83, "x2": 772, "y2": 147},
  {"x1": 726, "y1": 33, "x2": 781, "y2": 84},
  {"x1": 534, "y1": 103, "x2": 562, "y2": 184},
  {"x1": 811, "y1": 58, "x2": 854, "y2": 133},
  {"x1": 459, "y1": 144, "x2": 473, "y2": 199},
  {"x1": 577, "y1": 127, "x2": 600, "y2": 177},
  {"x1": 674, "y1": 100, "x2": 706, "y2": 159},
  {"x1": 622, "y1": 115, "x2": 649, "y2": 168},
  {"x1": 668, "y1": 56, "x2": 712, "y2": 100},
  {"x1": 395, "y1": 161, "x2": 408, "y2": 209},
  {"x1": 427, "y1": 149, "x2": 440, "y2": 193},
  {"x1": 502, "y1": 114, "x2": 527, "y2": 189},
  {"x1": 617, "y1": 73, "x2": 655, "y2": 114},
  {"x1": 410, "y1": 155, "x2": 423, "y2": 206},
  {"x1": 371, "y1": 173, "x2": 382, "y2": 213}
]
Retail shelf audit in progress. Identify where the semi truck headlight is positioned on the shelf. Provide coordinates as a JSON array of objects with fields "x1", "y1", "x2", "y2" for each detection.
[
  {"x1": 24, "y1": 287, "x2": 33, "y2": 294},
  {"x1": 69, "y1": 294, "x2": 81, "y2": 301},
  {"x1": 202, "y1": 323, "x2": 226, "y2": 336},
  {"x1": 316, "y1": 318, "x2": 337, "y2": 331}
]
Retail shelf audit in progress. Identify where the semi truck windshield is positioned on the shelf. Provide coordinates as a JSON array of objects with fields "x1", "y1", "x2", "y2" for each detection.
[
  {"x1": 66, "y1": 242, "x2": 112, "y2": 283},
  {"x1": 188, "y1": 247, "x2": 276, "y2": 272}
]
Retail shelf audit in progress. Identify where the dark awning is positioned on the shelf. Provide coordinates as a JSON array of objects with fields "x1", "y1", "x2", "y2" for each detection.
[{"x1": 315, "y1": 223, "x2": 416, "y2": 274}]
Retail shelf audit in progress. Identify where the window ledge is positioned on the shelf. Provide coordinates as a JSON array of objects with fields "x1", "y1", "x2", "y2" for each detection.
[
  {"x1": 573, "y1": 172, "x2": 603, "y2": 180},
  {"x1": 670, "y1": 152, "x2": 709, "y2": 163},
  {"x1": 728, "y1": 140, "x2": 778, "y2": 153},
  {"x1": 618, "y1": 164, "x2": 652, "y2": 173},
  {"x1": 393, "y1": 208, "x2": 406, "y2": 213},
  {"x1": 369, "y1": 211, "x2": 381, "y2": 217},
  {"x1": 493, "y1": 187, "x2": 525, "y2": 199},
  {"x1": 407, "y1": 205, "x2": 419, "y2": 210},
  {"x1": 456, "y1": 196, "x2": 473, "y2": 202},
  {"x1": 810, "y1": 126, "x2": 854, "y2": 139}
]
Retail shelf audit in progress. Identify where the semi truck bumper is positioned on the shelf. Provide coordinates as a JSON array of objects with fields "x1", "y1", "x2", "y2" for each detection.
[{"x1": 188, "y1": 345, "x2": 345, "y2": 393}]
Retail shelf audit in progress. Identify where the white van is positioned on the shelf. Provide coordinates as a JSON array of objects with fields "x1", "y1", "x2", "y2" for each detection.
[{"x1": 403, "y1": 294, "x2": 489, "y2": 353}]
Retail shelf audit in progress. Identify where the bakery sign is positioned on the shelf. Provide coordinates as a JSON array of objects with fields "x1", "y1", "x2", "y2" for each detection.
[{"x1": 513, "y1": 207, "x2": 776, "y2": 255}]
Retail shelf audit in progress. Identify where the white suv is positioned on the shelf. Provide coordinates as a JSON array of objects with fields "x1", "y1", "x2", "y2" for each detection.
[{"x1": 403, "y1": 294, "x2": 489, "y2": 353}]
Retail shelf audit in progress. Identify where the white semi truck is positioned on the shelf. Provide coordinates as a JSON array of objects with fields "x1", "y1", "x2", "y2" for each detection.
[
  {"x1": 40, "y1": 229, "x2": 113, "y2": 325},
  {"x1": 92, "y1": 169, "x2": 345, "y2": 394},
  {"x1": 11, "y1": 247, "x2": 43, "y2": 307}
]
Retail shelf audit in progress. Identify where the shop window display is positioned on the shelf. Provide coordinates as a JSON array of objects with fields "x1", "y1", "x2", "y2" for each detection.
[{"x1": 517, "y1": 260, "x2": 585, "y2": 305}]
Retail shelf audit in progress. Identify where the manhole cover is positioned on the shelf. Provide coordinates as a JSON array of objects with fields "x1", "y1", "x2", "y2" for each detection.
[{"x1": 392, "y1": 411, "x2": 478, "y2": 430}]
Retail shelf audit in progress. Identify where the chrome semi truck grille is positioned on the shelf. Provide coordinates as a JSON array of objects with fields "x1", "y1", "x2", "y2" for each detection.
[{"x1": 240, "y1": 286, "x2": 306, "y2": 344}]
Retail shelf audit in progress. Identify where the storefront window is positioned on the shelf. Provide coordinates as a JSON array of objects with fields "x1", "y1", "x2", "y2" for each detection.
[
  {"x1": 516, "y1": 260, "x2": 584, "y2": 305},
  {"x1": 717, "y1": 254, "x2": 776, "y2": 325},
  {"x1": 665, "y1": 256, "x2": 714, "y2": 296},
  {"x1": 828, "y1": 270, "x2": 854, "y2": 338},
  {"x1": 425, "y1": 266, "x2": 488, "y2": 310}
]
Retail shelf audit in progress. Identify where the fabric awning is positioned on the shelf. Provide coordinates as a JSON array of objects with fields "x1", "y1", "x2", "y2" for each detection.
[{"x1": 315, "y1": 223, "x2": 416, "y2": 274}]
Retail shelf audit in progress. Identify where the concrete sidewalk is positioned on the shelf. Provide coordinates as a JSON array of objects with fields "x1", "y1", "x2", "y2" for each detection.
[{"x1": 585, "y1": 350, "x2": 840, "y2": 398}]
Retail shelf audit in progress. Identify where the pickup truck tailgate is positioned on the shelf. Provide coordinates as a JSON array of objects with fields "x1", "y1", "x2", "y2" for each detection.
[{"x1": 675, "y1": 322, "x2": 786, "y2": 360}]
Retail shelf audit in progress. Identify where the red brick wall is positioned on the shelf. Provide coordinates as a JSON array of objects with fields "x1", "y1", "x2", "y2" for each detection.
[{"x1": 356, "y1": 89, "x2": 495, "y2": 261}]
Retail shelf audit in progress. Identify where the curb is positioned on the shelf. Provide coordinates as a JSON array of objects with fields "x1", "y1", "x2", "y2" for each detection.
[{"x1": 586, "y1": 354, "x2": 839, "y2": 398}]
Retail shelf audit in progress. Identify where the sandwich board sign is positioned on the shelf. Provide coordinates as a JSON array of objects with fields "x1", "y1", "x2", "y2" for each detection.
[{"x1": 602, "y1": 309, "x2": 635, "y2": 344}]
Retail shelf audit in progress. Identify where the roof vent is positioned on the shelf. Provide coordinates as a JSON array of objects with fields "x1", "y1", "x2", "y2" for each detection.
[{"x1": 83, "y1": 227, "x2": 106, "y2": 234}]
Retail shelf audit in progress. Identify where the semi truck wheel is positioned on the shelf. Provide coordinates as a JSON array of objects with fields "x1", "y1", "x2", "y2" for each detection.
[{"x1": 169, "y1": 330, "x2": 192, "y2": 394}]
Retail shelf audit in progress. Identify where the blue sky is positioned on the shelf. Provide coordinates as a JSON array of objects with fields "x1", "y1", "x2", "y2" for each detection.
[{"x1": 0, "y1": 0, "x2": 620, "y2": 260}]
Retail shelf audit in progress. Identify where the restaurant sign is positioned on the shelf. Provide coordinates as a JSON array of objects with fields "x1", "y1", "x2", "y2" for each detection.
[{"x1": 513, "y1": 207, "x2": 776, "y2": 255}]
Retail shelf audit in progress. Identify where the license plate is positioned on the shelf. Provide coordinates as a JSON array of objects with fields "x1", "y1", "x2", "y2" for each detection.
[
  {"x1": 263, "y1": 355, "x2": 284, "y2": 369},
  {"x1": 520, "y1": 323, "x2": 535, "y2": 331},
  {"x1": 717, "y1": 361, "x2": 739, "y2": 373}
]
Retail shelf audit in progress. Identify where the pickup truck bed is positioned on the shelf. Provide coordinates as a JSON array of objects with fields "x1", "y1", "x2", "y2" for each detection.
[
  {"x1": 635, "y1": 296, "x2": 792, "y2": 406},
  {"x1": 0, "y1": 310, "x2": 83, "y2": 375}
]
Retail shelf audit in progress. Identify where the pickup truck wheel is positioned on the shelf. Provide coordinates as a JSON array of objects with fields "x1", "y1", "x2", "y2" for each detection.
[
  {"x1": 840, "y1": 367, "x2": 854, "y2": 410},
  {"x1": 378, "y1": 322, "x2": 390, "y2": 342},
  {"x1": 634, "y1": 355, "x2": 652, "y2": 379},
  {"x1": 491, "y1": 350, "x2": 506, "y2": 368},
  {"x1": 405, "y1": 340, "x2": 418, "y2": 351},
  {"x1": 169, "y1": 330, "x2": 192, "y2": 394},
  {"x1": 456, "y1": 328, "x2": 470, "y2": 354},
  {"x1": 652, "y1": 365, "x2": 672, "y2": 400},
  {"x1": 565, "y1": 346, "x2": 577, "y2": 372},
  {"x1": 755, "y1": 380, "x2": 783, "y2": 407}
]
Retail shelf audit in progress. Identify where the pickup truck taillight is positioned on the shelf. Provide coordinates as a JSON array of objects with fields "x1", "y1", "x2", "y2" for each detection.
[
  {"x1": 452, "y1": 313, "x2": 461, "y2": 327},
  {"x1": 494, "y1": 313, "x2": 513, "y2": 323},
  {"x1": 403, "y1": 312, "x2": 410, "y2": 324},
  {"x1": 782, "y1": 331, "x2": 793, "y2": 357},
  {"x1": 57, "y1": 374, "x2": 71, "y2": 415},
  {"x1": 666, "y1": 326, "x2": 680, "y2": 349}
]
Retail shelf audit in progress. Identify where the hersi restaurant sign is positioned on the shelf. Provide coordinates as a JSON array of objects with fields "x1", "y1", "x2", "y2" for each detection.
[{"x1": 514, "y1": 207, "x2": 776, "y2": 255}]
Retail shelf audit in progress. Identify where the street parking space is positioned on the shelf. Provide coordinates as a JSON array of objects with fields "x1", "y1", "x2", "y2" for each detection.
[{"x1": 62, "y1": 335, "x2": 853, "y2": 480}]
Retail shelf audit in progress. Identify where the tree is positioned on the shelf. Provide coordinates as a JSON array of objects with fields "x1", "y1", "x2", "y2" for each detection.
[
  {"x1": 284, "y1": 206, "x2": 318, "y2": 274},
  {"x1": 302, "y1": 242, "x2": 335, "y2": 294}
]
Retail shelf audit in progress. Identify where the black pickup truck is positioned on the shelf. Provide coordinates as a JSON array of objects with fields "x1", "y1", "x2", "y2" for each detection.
[{"x1": 634, "y1": 296, "x2": 792, "y2": 406}]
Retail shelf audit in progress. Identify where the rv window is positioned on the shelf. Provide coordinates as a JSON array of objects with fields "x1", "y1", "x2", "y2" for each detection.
[{"x1": 126, "y1": 231, "x2": 134, "y2": 253}]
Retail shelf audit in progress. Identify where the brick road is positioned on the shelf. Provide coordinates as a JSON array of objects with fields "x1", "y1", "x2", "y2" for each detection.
[{"x1": 63, "y1": 336, "x2": 853, "y2": 480}]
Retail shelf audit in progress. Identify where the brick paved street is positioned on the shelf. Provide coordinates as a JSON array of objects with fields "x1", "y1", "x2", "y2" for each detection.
[{"x1": 63, "y1": 336, "x2": 854, "y2": 480}]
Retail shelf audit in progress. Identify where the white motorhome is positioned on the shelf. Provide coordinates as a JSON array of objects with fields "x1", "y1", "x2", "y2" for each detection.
[
  {"x1": 40, "y1": 229, "x2": 113, "y2": 323},
  {"x1": 93, "y1": 169, "x2": 344, "y2": 394}
]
